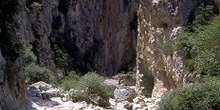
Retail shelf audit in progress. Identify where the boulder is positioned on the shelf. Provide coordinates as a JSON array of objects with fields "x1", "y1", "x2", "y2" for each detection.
[
  {"x1": 115, "y1": 101, "x2": 132, "y2": 110},
  {"x1": 41, "y1": 92, "x2": 50, "y2": 100},
  {"x1": 45, "y1": 88, "x2": 63, "y2": 97},
  {"x1": 132, "y1": 103, "x2": 148, "y2": 110},
  {"x1": 114, "y1": 86, "x2": 137, "y2": 102},
  {"x1": 133, "y1": 96, "x2": 145, "y2": 103},
  {"x1": 113, "y1": 74, "x2": 135, "y2": 86},
  {"x1": 30, "y1": 81, "x2": 53, "y2": 91},
  {"x1": 109, "y1": 98, "x2": 116, "y2": 106},
  {"x1": 104, "y1": 79, "x2": 119, "y2": 89},
  {"x1": 89, "y1": 94, "x2": 110, "y2": 107},
  {"x1": 27, "y1": 86, "x2": 40, "y2": 97}
]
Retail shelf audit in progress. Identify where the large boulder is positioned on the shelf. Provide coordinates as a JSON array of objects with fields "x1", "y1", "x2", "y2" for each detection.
[
  {"x1": 30, "y1": 81, "x2": 53, "y2": 91},
  {"x1": 104, "y1": 79, "x2": 119, "y2": 89},
  {"x1": 113, "y1": 74, "x2": 136, "y2": 86},
  {"x1": 114, "y1": 86, "x2": 137, "y2": 102},
  {"x1": 45, "y1": 88, "x2": 64, "y2": 97}
]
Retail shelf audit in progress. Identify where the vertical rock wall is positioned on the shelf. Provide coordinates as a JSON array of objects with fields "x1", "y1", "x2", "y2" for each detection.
[
  {"x1": 0, "y1": 0, "x2": 138, "y2": 109},
  {"x1": 136, "y1": 0, "x2": 214, "y2": 97},
  {"x1": 54, "y1": 0, "x2": 138, "y2": 76}
]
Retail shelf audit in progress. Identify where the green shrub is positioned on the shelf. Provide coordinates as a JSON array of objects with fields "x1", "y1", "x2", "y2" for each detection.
[
  {"x1": 157, "y1": 78, "x2": 220, "y2": 110},
  {"x1": 161, "y1": 40, "x2": 175, "y2": 56},
  {"x1": 62, "y1": 72, "x2": 113, "y2": 102},
  {"x1": 60, "y1": 71, "x2": 80, "y2": 91},
  {"x1": 53, "y1": 44, "x2": 68, "y2": 69},
  {"x1": 68, "y1": 89, "x2": 89, "y2": 102},
  {"x1": 80, "y1": 72, "x2": 113, "y2": 99},
  {"x1": 193, "y1": 50, "x2": 220, "y2": 76},
  {"x1": 29, "y1": 2, "x2": 42, "y2": 11},
  {"x1": 157, "y1": 90, "x2": 177, "y2": 110},
  {"x1": 21, "y1": 46, "x2": 37, "y2": 63},
  {"x1": 176, "y1": 4, "x2": 220, "y2": 76},
  {"x1": 25, "y1": 63, "x2": 55, "y2": 83}
]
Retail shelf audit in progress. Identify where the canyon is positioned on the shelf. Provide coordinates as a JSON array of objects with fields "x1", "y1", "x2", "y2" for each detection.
[{"x1": 0, "y1": 0, "x2": 220, "y2": 109}]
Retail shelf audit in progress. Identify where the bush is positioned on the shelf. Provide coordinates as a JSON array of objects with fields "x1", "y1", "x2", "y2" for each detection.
[
  {"x1": 29, "y1": 2, "x2": 42, "y2": 11},
  {"x1": 69, "y1": 89, "x2": 89, "y2": 102},
  {"x1": 62, "y1": 72, "x2": 113, "y2": 102},
  {"x1": 21, "y1": 46, "x2": 37, "y2": 63},
  {"x1": 60, "y1": 71, "x2": 80, "y2": 91},
  {"x1": 53, "y1": 44, "x2": 68, "y2": 69},
  {"x1": 157, "y1": 78, "x2": 220, "y2": 110},
  {"x1": 176, "y1": 4, "x2": 220, "y2": 76},
  {"x1": 80, "y1": 72, "x2": 113, "y2": 99},
  {"x1": 161, "y1": 39, "x2": 175, "y2": 56},
  {"x1": 25, "y1": 63, "x2": 55, "y2": 83}
]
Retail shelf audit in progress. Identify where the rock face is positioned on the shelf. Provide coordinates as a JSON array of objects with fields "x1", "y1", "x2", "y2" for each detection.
[
  {"x1": 2, "y1": 0, "x2": 220, "y2": 109},
  {"x1": 55, "y1": 0, "x2": 138, "y2": 76},
  {"x1": 114, "y1": 86, "x2": 137, "y2": 102},
  {"x1": 0, "y1": 46, "x2": 27, "y2": 110},
  {"x1": 0, "y1": 0, "x2": 138, "y2": 109},
  {"x1": 136, "y1": 0, "x2": 219, "y2": 97}
]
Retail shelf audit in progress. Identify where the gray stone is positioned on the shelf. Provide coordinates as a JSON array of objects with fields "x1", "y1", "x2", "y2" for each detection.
[
  {"x1": 30, "y1": 81, "x2": 53, "y2": 91},
  {"x1": 113, "y1": 74, "x2": 136, "y2": 86},
  {"x1": 41, "y1": 92, "x2": 50, "y2": 100},
  {"x1": 124, "y1": 102, "x2": 133, "y2": 109},
  {"x1": 104, "y1": 79, "x2": 119, "y2": 89},
  {"x1": 89, "y1": 94, "x2": 110, "y2": 107},
  {"x1": 114, "y1": 86, "x2": 137, "y2": 102},
  {"x1": 45, "y1": 88, "x2": 63, "y2": 97}
]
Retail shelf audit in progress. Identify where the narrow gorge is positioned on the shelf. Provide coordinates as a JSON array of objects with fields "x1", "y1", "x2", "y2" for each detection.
[{"x1": 0, "y1": 0, "x2": 220, "y2": 110}]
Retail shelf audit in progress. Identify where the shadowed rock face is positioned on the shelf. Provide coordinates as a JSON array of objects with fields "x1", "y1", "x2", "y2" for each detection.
[
  {"x1": 0, "y1": 0, "x2": 137, "y2": 109},
  {"x1": 136, "y1": 0, "x2": 220, "y2": 97},
  {"x1": 53, "y1": 0, "x2": 138, "y2": 76}
]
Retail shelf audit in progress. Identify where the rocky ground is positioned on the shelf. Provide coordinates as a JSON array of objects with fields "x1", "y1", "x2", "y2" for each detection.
[{"x1": 23, "y1": 75, "x2": 163, "y2": 110}]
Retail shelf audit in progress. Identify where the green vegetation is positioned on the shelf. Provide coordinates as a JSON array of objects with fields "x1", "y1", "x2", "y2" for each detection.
[
  {"x1": 60, "y1": 71, "x2": 80, "y2": 91},
  {"x1": 21, "y1": 46, "x2": 37, "y2": 63},
  {"x1": 158, "y1": 4, "x2": 220, "y2": 110},
  {"x1": 61, "y1": 72, "x2": 113, "y2": 102},
  {"x1": 126, "y1": 67, "x2": 137, "y2": 79},
  {"x1": 176, "y1": 4, "x2": 220, "y2": 76},
  {"x1": 25, "y1": 63, "x2": 55, "y2": 84},
  {"x1": 29, "y1": 2, "x2": 42, "y2": 11},
  {"x1": 21, "y1": 46, "x2": 57, "y2": 84},
  {"x1": 161, "y1": 39, "x2": 175, "y2": 56},
  {"x1": 53, "y1": 44, "x2": 68, "y2": 69},
  {"x1": 157, "y1": 77, "x2": 220, "y2": 110}
]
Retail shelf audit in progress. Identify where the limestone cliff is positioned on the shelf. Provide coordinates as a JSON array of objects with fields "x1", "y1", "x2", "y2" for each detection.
[
  {"x1": 54, "y1": 0, "x2": 138, "y2": 76},
  {"x1": 2, "y1": 0, "x2": 220, "y2": 109},
  {"x1": 0, "y1": 0, "x2": 137, "y2": 109},
  {"x1": 136, "y1": 0, "x2": 220, "y2": 97}
]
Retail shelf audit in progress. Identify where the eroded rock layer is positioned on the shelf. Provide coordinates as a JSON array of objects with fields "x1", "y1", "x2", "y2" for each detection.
[{"x1": 136, "y1": 0, "x2": 220, "y2": 97}]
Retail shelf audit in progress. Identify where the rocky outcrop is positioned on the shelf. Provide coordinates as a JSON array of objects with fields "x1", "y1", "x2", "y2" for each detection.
[
  {"x1": 0, "y1": 47, "x2": 27, "y2": 110},
  {"x1": 0, "y1": 0, "x2": 138, "y2": 109},
  {"x1": 136, "y1": 0, "x2": 219, "y2": 97},
  {"x1": 53, "y1": 0, "x2": 138, "y2": 76}
]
